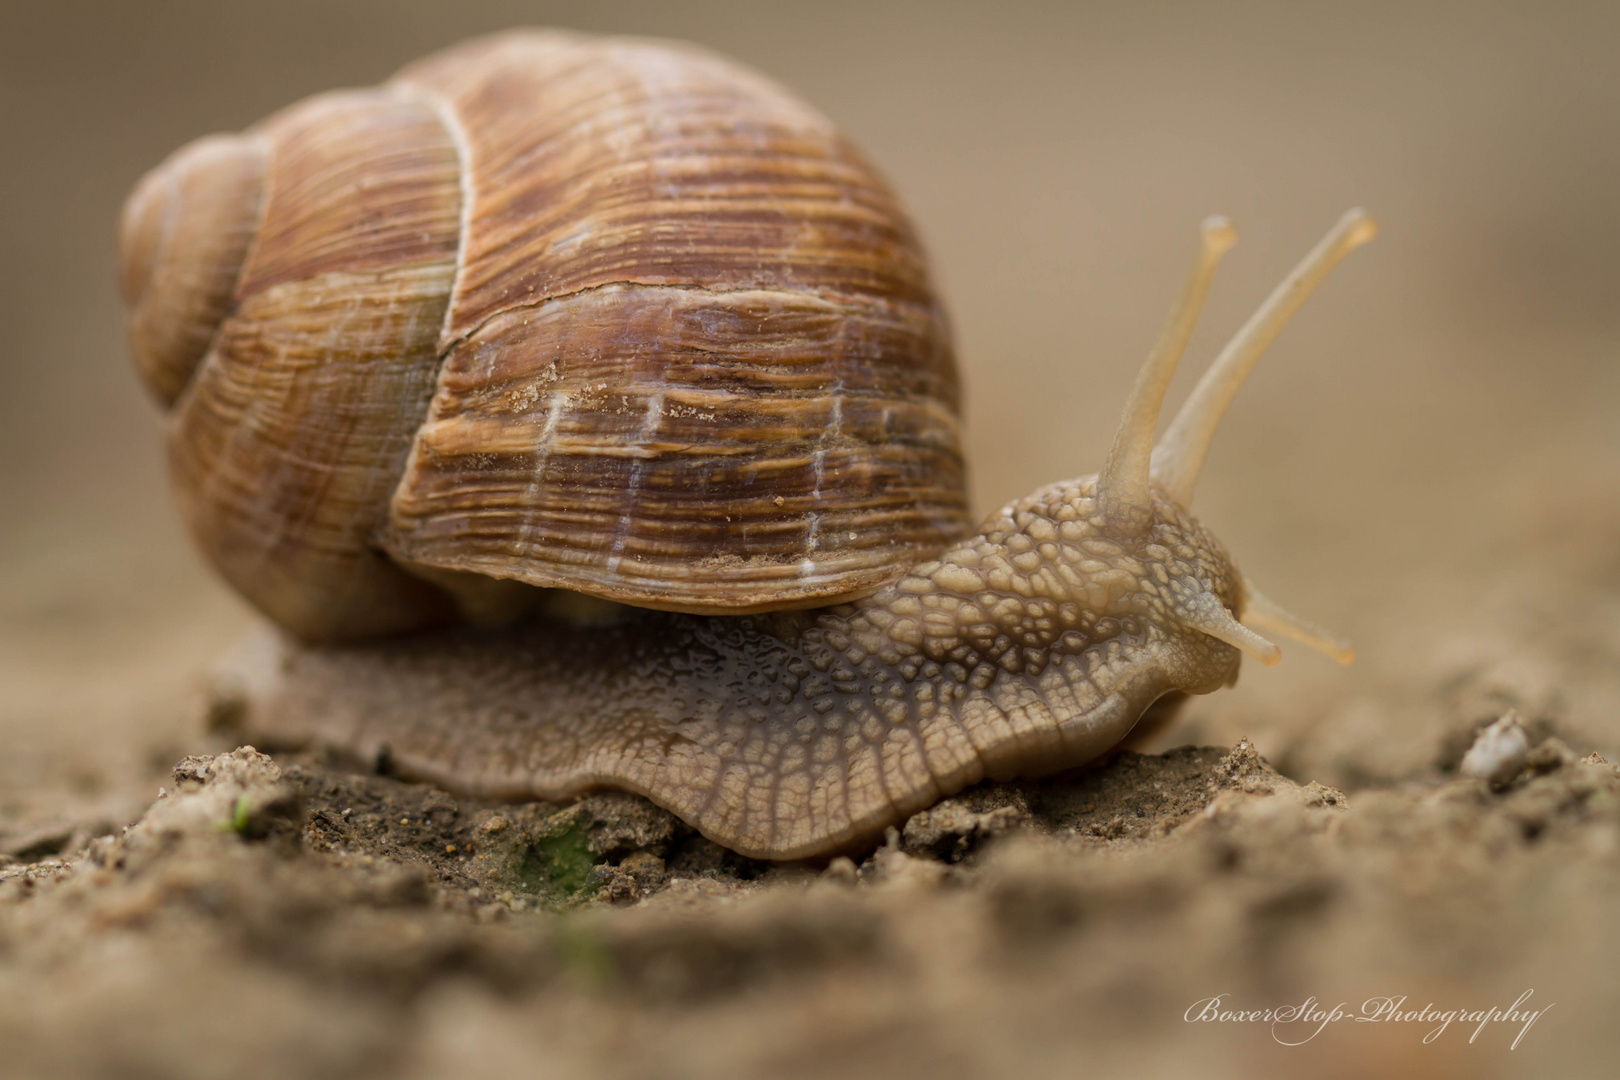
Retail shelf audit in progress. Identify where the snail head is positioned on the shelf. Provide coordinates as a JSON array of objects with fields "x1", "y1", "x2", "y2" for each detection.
[{"x1": 975, "y1": 211, "x2": 1376, "y2": 689}]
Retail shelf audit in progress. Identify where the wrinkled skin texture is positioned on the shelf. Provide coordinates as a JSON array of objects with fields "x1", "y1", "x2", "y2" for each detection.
[{"x1": 239, "y1": 478, "x2": 1245, "y2": 858}]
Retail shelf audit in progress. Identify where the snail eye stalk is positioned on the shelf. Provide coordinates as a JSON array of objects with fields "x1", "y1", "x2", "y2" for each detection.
[
  {"x1": 1102, "y1": 210, "x2": 1374, "y2": 668},
  {"x1": 1095, "y1": 216, "x2": 1236, "y2": 536},
  {"x1": 1150, "y1": 208, "x2": 1377, "y2": 508}
]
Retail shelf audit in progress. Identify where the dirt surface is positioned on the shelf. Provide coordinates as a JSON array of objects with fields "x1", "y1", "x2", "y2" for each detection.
[
  {"x1": 5, "y1": 1, "x2": 1620, "y2": 1077},
  {"x1": 3, "y1": 721, "x2": 1617, "y2": 1079}
]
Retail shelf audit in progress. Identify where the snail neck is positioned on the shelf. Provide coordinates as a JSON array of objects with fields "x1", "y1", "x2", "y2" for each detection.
[{"x1": 826, "y1": 475, "x2": 1243, "y2": 693}]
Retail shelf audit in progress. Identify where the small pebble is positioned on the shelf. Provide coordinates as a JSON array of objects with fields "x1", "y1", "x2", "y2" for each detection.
[
  {"x1": 823, "y1": 856, "x2": 858, "y2": 885},
  {"x1": 1460, "y1": 710, "x2": 1531, "y2": 786}
]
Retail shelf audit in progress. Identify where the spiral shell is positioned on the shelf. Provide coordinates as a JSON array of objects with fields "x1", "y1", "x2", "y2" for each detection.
[{"x1": 120, "y1": 30, "x2": 970, "y2": 641}]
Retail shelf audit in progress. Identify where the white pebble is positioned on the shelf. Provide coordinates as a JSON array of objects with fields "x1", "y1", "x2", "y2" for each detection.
[{"x1": 1460, "y1": 710, "x2": 1531, "y2": 785}]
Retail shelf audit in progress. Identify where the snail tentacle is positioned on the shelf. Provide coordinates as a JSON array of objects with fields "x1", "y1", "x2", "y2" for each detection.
[
  {"x1": 1240, "y1": 583, "x2": 1355, "y2": 665},
  {"x1": 1096, "y1": 216, "x2": 1236, "y2": 533},
  {"x1": 1151, "y1": 209, "x2": 1378, "y2": 506},
  {"x1": 1173, "y1": 591, "x2": 1281, "y2": 666}
]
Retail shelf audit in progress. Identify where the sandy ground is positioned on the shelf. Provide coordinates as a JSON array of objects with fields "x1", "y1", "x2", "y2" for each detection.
[{"x1": 4, "y1": 1, "x2": 1620, "y2": 1077}]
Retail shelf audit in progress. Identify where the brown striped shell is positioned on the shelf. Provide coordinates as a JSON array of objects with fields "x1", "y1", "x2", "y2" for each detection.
[{"x1": 120, "y1": 30, "x2": 970, "y2": 642}]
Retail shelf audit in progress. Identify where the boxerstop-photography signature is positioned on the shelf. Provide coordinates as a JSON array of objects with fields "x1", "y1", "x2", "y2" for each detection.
[{"x1": 1184, "y1": 990, "x2": 1553, "y2": 1048}]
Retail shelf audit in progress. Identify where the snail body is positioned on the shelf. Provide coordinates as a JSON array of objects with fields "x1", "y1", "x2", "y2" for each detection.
[
  {"x1": 123, "y1": 30, "x2": 1372, "y2": 859},
  {"x1": 249, "y1": 482, "x2": 1246, "y2": 858}
]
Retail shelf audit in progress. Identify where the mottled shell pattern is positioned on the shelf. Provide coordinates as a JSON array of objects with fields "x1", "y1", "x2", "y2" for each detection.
[{"x1": 120, "y1": 30, "x2": 969, "y2": 641}]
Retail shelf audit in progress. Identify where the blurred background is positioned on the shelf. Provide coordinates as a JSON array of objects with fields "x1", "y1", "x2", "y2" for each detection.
[{"x1": 3, "y1": 0, "x2": 1618, "y2": 825}]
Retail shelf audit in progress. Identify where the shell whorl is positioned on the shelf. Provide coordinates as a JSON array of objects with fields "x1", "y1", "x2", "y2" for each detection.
[
  {"x1": 164, "y1": 87, "x2": 466, "y2": 640},
  {"x1": 124, "y1": 30, "x2": 970, "y2": 641},
  {"x1": 119, "y1": 133, "x2": 268, "y2": 406}
]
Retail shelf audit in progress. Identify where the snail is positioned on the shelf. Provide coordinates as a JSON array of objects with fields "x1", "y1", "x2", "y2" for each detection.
[{"x1": 120, "y1": 30, "x2": 1373, "y2": 860}]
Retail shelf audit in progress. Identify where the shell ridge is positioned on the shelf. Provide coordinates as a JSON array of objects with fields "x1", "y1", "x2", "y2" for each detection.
[
  {"x1": 802, "y1": 289, "x2": 852, "y2": 571},
  {"x1": 373, "y1": 80, "x2": 477, "y2": 581},
  {"x1": 425, "y1": 278, "x2": 952, "y2": 373},
  {"x1": 166, "y1": 88, "x2": 467, "y2": 640},
  {"x1": 202, "y1": 133, "x2": 274, "y2": 394},
  {"x1": 383, "y1": 81, "x2": 476, "y2": 359}
]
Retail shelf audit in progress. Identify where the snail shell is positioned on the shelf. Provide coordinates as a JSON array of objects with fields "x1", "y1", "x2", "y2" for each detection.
[{"x1": 121, "y1": 30, "x2": 968, "y2": 642}]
